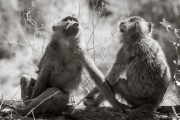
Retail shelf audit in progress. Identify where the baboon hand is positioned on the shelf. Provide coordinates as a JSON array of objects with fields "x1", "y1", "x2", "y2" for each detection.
[
  {"x1": 112, "y1": 102, "x2": 131, "y2": 112},
  {"x1": 83, "y1": 98, "x2": 100, "y2": 107}
]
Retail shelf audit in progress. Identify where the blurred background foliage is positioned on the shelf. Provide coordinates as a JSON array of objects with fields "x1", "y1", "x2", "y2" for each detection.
[{"x1": 0, "y1": 0, "x2": 180, "y2": 106}]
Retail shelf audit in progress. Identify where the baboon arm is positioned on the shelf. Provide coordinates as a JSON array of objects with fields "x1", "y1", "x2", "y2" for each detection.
[
  {"x1": 84, "y1": 51, "x2": 125, "y2": 99},
  {"x1": 80, "y1": 51, "x2": 123, "y2": 110},
  {"x1": 106, "y1": 59, "x2": 122, "y2": 85},
  {"x1": 84, "y1": 56, "x2": 125, "y2": 99},
  {"x1": 31, "y1": 66, "x2": 51, "y2": 99},
  {"x1": 106, "y1": 47, "x2": 126, "y2": 85}
]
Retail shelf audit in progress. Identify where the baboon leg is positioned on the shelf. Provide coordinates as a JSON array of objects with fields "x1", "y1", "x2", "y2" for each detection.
[
  {"x1": 125, "y1": 103, "x2": 157, "y2": 120},
  {"x1": 115, "y1": 79, "x2": 158, "y2": 120},
  {"x1": 84, "y1": 78, "x2": 129, "y2": 108},
  {"x1": 16, "y1": 87, "x2": 69, "y2": 117},
  {"x1": 113, "y1": 78, "x2": 131, "y2": 100},
  {"x1": 85, "y1": 79, "x2": 115, "y2": 99},
  {"x1": 83, "y1": 81, "x2": 113, "y2": 107},
  {"x1": 85, "y1": 87, "x2": 99, "y2": 99},
  {"x1": 20, "y1": 74, "x2": 36, "y2": 106},
  {"x1": 84, "y1": 92, "x2": 105, "y2": 107}
]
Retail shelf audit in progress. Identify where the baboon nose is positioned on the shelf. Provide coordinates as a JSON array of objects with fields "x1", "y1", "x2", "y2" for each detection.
[
  {"x1": 120, "y1": 22, "x2": 125, "y2": 26},
  {"x1": 119, "y1": 22, "x2": 126, "y2": 33},
  {"x1": 73, "y1": 23, "x2": 79, "y2": 27},
  {"x1": 52, "y1": 26, "x2": 57, "y2": 31}
]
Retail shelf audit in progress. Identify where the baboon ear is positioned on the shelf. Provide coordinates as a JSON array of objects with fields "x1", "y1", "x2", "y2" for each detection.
[{"x1": 148, "y1": 22, "x2": 153, "y2": 33}]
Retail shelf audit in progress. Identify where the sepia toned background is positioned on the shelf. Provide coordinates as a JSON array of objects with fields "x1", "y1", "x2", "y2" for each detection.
[{"x1": 0, "y1": 0, "x2": 180, "y2": 107}]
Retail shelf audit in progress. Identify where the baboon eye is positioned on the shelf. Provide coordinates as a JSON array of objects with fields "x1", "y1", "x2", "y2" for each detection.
[
  {"x1": 63, "y1": 16, "x2": 78, "y2": 22},
  {"x1": 72, "y1": 18, "x2": 78, "y2": 22},
  {"x1": 129, "y1": 17, "x2": 141, "y2": 22},
  {"x1": 63, "y1": 16, "x2": 71, "y2": 21}
]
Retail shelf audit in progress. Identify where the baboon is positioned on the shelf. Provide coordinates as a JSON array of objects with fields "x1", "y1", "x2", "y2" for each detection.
[
  {"x1": 16, "y1": 16, "x2": 122, "y2": 117},
  {"x1": 84, "y1": 16, "x2": 171, "y2": 120}
]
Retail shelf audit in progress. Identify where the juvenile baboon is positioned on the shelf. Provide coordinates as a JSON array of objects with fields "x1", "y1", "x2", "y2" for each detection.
[
  {"x1": 84, "y1": 16, "x2": 171, "y2": 120},
  {"x1": 16, "y1": 16, "x2": 122, "y2": 117}
]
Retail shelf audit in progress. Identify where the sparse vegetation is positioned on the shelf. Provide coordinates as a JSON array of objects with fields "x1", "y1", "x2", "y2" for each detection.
[{"x1": 0, "y1": 0, "x2": 180, "y2": 119}]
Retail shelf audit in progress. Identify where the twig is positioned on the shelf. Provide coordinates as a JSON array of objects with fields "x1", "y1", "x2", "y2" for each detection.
[
  {"x1": 32, "y1": 110, "x2": 36, "y2": 120},
  {"x1": 160, "y1": 19, "x2": 180, "y2": 96},
  {"x1": 78, "y1": 3, "x2": 81, "y2": 18},
  {"x1": 167, "y1": 95, "x2": 179, "y2": 105},
  {"x1": 17, "y1": 57, "x2": 38, "y2": 71},
  {"x1": 172, "y1": 106, "x2": 180, "y2": 119},
  {"x1": 0, "y1": 89, "x2": 19, "y2": 109}
]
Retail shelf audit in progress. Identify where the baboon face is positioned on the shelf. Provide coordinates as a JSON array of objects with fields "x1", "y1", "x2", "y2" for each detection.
[
  {"x1": 52, "y1": 16, "x2": 80, "y2": 37},
  {"x1": 119, "y1": 16, "x2": 152, "y2": 35}
]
